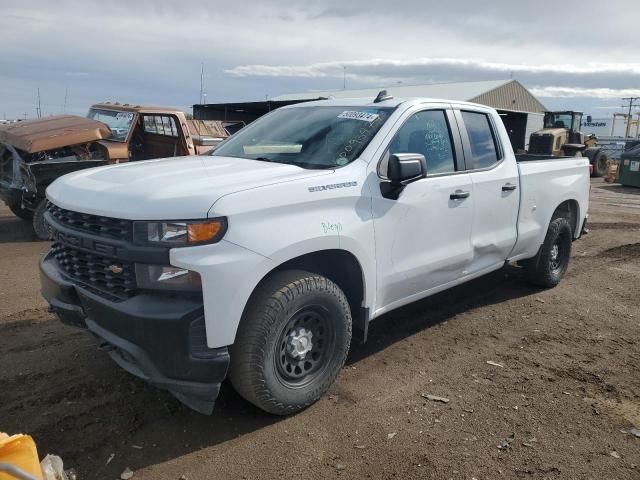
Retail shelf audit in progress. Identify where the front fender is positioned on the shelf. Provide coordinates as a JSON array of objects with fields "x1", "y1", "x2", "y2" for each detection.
[
  {"x1": 171, "y1": 235, "x2": 376, "y2": 349},
  {"x1": 170, "y1": 240, "x2": 276, "y2": 349}
]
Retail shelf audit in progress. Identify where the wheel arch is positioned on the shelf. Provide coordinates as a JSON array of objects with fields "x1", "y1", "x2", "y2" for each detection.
[
  {"x1": 583, "y1": 146, "x2": 601, "y2": 161},
  {"x1": 551, "y1": 199, "x2": 580, "y2": 239},
  {"x1": 242, "y1": 249, "x2": 369, "y2": 343}
]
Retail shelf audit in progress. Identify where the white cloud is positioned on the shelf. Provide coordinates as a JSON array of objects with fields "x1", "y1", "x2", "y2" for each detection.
[
  {"x1": 225, "y1": 58, "x2": 640, "y2": 78},
  {"x1": 531, "y1": 86, "x2": 640, "y2": 99}
]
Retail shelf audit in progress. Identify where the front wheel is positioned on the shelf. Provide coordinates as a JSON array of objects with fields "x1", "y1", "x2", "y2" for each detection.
[
  {"x1": 6, "y1": 190, "x2": 33, "y2": 220},
  {"x1": 230, "y1": 270, "x2": 352, "y2": 415},
  {"x1": 523, "y1": 217, "x2": 572, "y2": 288},
  {"x1": 591, "y1": 150, "x2": 608, "y2": 178},
  {"x1": 32, "y1": 199, "x2": 51, "y2": 240}
]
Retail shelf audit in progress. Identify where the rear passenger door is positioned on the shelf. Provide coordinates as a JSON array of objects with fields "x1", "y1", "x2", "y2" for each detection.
[{"x1": 455, "y1": 109, "x2": 519, "y2": 273}]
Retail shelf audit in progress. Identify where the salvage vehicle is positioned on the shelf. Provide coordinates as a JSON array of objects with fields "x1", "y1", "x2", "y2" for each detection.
[
  {"x1": 40, "y1": 93, "x2": 590, "y2": 415},
  {"x1": 0, "y1": 103, "x2": 237, "y2": 239},
  {"x1": 527, "y1": 110, "x2": 608, "y2": 177}
]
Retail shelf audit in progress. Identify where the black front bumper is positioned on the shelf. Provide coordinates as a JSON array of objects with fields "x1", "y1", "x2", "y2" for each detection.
[{"x1": 40, "y1": 253, "x2": 230, "y2": 414}]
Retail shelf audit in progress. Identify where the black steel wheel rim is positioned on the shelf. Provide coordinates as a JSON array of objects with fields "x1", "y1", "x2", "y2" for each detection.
[
  {"x1": 550, "y1": 231, "x2": 569, "y2": 273},
  {"x1": 274, "y1": 306, "x2": 336, "y2": 388},
  {"x1": 598, "y1": 156, "x2": 607, "y2": 173}
]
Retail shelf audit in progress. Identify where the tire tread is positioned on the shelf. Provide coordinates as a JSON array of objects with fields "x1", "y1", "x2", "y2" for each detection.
[
  {"x1": 230, "y1": 270, "x2": 352, "y2": 415},
  {"x1": 524, "y1": 217, "x2": 572, "y2": 288}
]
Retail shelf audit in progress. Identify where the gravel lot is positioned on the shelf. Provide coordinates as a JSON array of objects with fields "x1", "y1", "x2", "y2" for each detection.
[{"x1": 1, "y1": 179, "x2": 639, "y2": 479}]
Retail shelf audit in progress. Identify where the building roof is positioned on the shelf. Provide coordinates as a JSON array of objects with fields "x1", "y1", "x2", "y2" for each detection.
[
  {"x1": 271, "y1": 79, "x2": 547, "y2": 114},
  {"x1": 91, "y1": 103, "x2": 185, "y2": 114}
]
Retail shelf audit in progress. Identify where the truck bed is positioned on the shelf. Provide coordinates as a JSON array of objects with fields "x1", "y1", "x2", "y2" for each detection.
[
  {"x1": 510, "y1": 155, "x2": 591, "y2": 261},
  {"x1": 515, "y1": 153, "x2": 576, "y2": 162}
]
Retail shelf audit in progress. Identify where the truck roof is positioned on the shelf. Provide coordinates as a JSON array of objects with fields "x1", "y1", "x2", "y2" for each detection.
[
  {"x1": 90, "y1": 103, "x2": 185, "y2": 114},
  {"x1": 285, "y1": 96, "x2": 494, "y2": 110}
]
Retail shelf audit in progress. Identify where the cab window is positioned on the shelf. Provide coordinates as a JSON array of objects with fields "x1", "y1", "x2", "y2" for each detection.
[
  {"x1": 461, "y1": 111, "x2": 500, "y2": 169},
  {"x1": 379, "y1": 110, "x2": 456, "y2": 177},
  {"x1": 143, "y1": 115, "x2": 178, "y2": 137}
]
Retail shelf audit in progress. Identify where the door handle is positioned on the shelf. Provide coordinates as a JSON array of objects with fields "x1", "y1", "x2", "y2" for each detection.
[
  {"x1": 502, "y1": 183, "x2": 517, "y2": 191},
  {"x1": 450, "y1": 189, "x2": 470, "y2": 200}
]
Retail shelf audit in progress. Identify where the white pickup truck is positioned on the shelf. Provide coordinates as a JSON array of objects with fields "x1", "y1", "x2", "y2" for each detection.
[{"x1": 40, "y1": 93, "x2": 590, "y2": 415}]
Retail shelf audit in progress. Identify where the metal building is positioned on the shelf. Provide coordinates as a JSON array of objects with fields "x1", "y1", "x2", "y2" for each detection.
[{"x1": 194, "y1": 79, "x2": 547, "y2": 151}]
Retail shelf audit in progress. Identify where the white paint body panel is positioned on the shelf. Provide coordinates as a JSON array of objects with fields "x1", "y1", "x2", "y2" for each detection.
[
  {"x1": 46, "y1": 98, "x2": 590, "y2": 348},
  {"x1": 47, "y1": 155, "x2": 329, "y2": 220},
  {"x1": 510, "y1": 157, "x2": 590, "y2": 260}
]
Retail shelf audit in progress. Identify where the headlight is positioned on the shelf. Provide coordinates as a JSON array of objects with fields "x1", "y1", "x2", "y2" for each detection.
[
  {"x1": 133, "y1": 218, "x2": 227, "y2": 246},
  {"x1": 135, "y1": 264, "x2": 202, "y2": 292}
]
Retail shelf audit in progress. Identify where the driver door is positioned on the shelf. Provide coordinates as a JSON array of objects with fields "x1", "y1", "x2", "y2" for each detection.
[{"x1": 371, "y1": 106, "x2": 474, "y2": 310}]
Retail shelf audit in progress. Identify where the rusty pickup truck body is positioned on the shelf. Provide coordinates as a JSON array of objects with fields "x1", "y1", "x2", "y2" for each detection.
[{"x1": 0, "y1": 103, "x2": 242, "y2": 238}]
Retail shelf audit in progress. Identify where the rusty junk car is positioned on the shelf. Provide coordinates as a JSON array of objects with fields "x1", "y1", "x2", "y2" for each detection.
[{"x1": 0, "y1": 103, "x2": 241, "y2": 239}]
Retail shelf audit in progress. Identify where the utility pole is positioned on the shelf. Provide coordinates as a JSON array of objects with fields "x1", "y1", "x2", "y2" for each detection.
[
  {"x1": 199, "y1": 63, "x2": 205, "y2": 104},
  {"x1": 621, "y1": 97, "x2": 640, "y2": 137},
  {"x1": 63, "y1": 86, "x2": 68, "y2": 114},
  {"x1": 343, "y1": 66, "x2": 346, "y2": 90},
  {"x1": 36, "y1": 88, "x2": 42, "y2": 118}
]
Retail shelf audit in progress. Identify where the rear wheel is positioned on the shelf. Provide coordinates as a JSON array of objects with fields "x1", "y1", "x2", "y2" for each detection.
[
  {"x1": 523, "y1": 217, "x2": 572, "y2": 288},
  {"x1": 230, "y1": 270, "x2": 352, "y2": 415},
  {"x1": 6, "y1": 190, "x2": 33, "y2": 221},
  {"x1": 591, "y1": 150, "x2": 607, "y2": 177},
  {"x1": 32, "y1": 199, "x2": 51, "y2": 240}
]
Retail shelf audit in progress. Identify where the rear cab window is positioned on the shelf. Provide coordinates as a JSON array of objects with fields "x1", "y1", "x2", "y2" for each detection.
[
  {"x1": 143, "y1": 115, "x2": 179, "y2": 137},
  {"x1": 460, "y1": 111, "x2": 502, "y2": 170}
]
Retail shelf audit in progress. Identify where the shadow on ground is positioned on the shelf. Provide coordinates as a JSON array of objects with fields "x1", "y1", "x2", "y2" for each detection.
[
  {"x1": 349, "y1": 266, "x2": 538, "y2": 363},
  {"x1": 0, "y1": 211, "x2": 40, "y2": 243},
  {"x1": 596, "y1": 183, "x2": 640, "y2": 196}
]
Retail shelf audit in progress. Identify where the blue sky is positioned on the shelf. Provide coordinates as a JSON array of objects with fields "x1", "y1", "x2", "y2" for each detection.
[{"x1": 1, "y1": 0, "x2": 639, "y2": 119}]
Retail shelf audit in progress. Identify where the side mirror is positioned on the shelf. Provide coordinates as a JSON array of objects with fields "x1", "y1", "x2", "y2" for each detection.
[
  {"x1": 381, "y1": 153, "x2": 427, "y2": 200},
  {"x1": 387, "y1": 153, "x2": 427, "y2": 184}
]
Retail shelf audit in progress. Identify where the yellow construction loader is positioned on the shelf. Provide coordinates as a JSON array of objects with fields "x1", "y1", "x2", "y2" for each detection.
[{"x1": 528, "y1": 111, "x2": 607, "y2": 177}]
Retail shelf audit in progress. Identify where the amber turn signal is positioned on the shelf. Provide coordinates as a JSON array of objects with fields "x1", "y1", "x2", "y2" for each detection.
[{"x1": 187, "y1": 220, "x2": 224, "y2": 243}]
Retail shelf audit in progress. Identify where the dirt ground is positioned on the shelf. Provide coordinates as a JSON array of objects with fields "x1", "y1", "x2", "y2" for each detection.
[{"x1": 1, "y1": 179, "x2": 639, "y2": 480}]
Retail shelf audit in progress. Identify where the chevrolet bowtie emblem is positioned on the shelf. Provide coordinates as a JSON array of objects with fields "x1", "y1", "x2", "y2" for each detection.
[{"x1": 108, "y1": 264, "x2": 124, "y2": 274}]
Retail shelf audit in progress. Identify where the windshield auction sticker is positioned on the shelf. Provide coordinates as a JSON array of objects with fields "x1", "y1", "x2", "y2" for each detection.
[{"x1": 338, "y1": 111, "x2": 380, "y2": 122}]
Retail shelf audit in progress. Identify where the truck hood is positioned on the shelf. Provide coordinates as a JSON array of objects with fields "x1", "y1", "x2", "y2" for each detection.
[
  {"x1": 46, "y1": 155, "x2": 332, "y2": 220},
  {"x1": 0, "y1": 115, "x2": 111, "y2": 153}
]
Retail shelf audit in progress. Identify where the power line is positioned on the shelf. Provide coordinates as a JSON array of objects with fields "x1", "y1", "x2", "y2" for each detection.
[{"x1": 621, "y1": 97, "x2": 640, "y2": 137}]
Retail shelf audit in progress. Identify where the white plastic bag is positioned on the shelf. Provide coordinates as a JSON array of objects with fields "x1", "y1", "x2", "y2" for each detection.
[{"x1": 40, "y1": 455, "x2": 68, "y2": 480}]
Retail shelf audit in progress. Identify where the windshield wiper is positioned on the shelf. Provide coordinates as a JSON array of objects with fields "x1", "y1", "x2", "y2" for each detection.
[
  {"x1": 253, "y1": 157, "x2": 276, "y2": 163},
  {"x1": 251, "y1": 157, "x2": 317, "y2": 169}
]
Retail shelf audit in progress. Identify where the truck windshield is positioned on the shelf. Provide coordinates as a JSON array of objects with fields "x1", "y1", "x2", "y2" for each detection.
[
  {"x1": 211, "y1": 106, "x2": 393, "y2": 169},
  {"x1": 87, "y1": 108, "x2": 135, "y2": 142}
]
